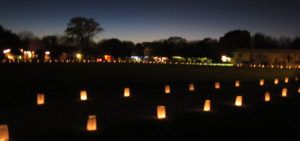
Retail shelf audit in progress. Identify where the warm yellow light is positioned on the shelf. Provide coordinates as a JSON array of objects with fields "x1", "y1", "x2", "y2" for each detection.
[
  {"x1": 76, "y1": 53, "x2": 82, "y2": 60},
  {"x1": 259, "y1": 79, "x2": 264, "y2": 86},
  {"x1": 295, "y1": 76, "x2": 299, "y2": 82},
  {"x1": 189, "y1": 83, "x2": 195, "y2": 91},
  {"x1": 24, "y1": 51, "x2": 34, "y2": 59},
  {"x1": 274, "y1": 78, "x2": 279, "y2": 85},
  {"x1": 235, "y1": 96, "x2": 243, "y2": 107},
  {"x1": 235, "y1": 80, "x2": 240, "y2": 87},
  {"x1": 37, "y1": 93, "x2": 45, "y2": 105},
  {"x1": 282, "y1": 88, "x2": 287, "y2": 97},
  {"x1": 157, "y1": 105, "x2": 166, "y2": 119},
  {"x1": 80, "y1": 90, "x2": 87, "y2": 101},
  {"x1": 0, "y1": 124, "x2": 9, "y2": 141},
  {"x1": 265, "y1": 92, "x2": 271, "y2": 102},
  {"x1": 104, "y1": 55, "x2": 112, "y2": 62},
  {"x1": 284, "y1": 77, "x2": 289, "y2": 83},
  {"x1": 124, "y1": 88, "x2": 130, "y2": 97},
  {"x1": 6, "y1": 54, "x2": 14, "y2": 60},
  {"x1": 165, "y1": 85, "x2": 171, "y2": 94},
  {"x1": 203, "y1": 99, "x2": 211, "y2": 112},
  {"x1": 298, "y1": 87, "x2": 300, "y2": 93},
  {"x1": 215, "y1": 82, "x2": 220, "y2": 89},
  {"x1": 86, "y1": 115, "x2": 97, "y2": 131},
  {"x1": 221, "y1": 55, "x2": 231, "y2": 62}
]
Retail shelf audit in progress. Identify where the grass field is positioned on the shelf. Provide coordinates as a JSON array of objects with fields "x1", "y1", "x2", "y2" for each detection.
[{"x1": 1, "y1": 63, "x2": 300, "y2": 141}]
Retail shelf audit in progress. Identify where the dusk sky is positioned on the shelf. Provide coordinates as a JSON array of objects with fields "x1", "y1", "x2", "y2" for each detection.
[{"x1": 0, "y1": 0, "x2": 299, "y2": 43}]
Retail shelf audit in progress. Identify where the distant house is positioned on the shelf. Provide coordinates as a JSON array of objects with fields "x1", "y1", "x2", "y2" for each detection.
[{"x1": 232, "y1": 49, "x2": 300, "y2": 65}]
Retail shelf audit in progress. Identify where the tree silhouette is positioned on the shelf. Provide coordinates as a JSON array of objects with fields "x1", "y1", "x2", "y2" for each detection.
[
  {"x1": 185, "y1": 38, "x2": 220, "y2": 61},
  {"x1": 291, "y1": 37, "x2": 300, "y2": 49},
  {"x1": 99, "y1": 38, "x2": 123, "y2": 59},
  {"x1": 165, "y1": 36, "x2": 187, "y2": 58},
  {"x1": 132, "y1": 43, "x2": 144, "y2": 56},
  {"x1": 251, "y1": 33, "x2": 279, "y2": 49},
  {"x1": 65, "y1": 17, "x2": 103, "y2": 51},
  {"x1": 0, "y1": 25, "x2": 20, "y2": 54},
  {"x1": 220, "y1": 30, "x2": 251, "y2": 53},
  {"x1": 3, "y1": 22, "x2": 300, "y2": 61},
  {"x1": 18, "y1": 31, "x2": 35, "y2": 40},
  {"x1": 121, "y1": 41, "x2": 134, "y2": 58}
]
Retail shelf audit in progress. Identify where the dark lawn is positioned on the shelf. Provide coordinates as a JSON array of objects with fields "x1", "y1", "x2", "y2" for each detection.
[{"x1": 0, "y1": 63, "x2": 300, "y2": 141}]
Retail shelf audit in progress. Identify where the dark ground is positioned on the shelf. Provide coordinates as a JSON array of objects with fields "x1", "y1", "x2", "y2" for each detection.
[{"x1": 0, "y1": 63, "x2": 300, "y2": 141}]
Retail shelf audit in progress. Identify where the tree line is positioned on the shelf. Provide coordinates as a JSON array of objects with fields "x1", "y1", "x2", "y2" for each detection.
[{"x1": 1, "y1": 17, "x2": 300, "y2": 61}]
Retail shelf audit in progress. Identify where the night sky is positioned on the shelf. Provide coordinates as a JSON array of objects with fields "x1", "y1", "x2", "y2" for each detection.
[{"x1": 0, "y1": 0, "x2": 299, "y2": 42}]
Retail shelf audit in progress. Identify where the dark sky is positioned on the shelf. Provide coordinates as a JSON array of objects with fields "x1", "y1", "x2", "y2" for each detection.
[{"x1": 0, "y1": 0, "x2": 299, "y2": 42}]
